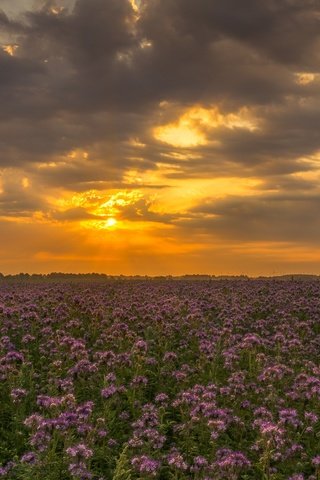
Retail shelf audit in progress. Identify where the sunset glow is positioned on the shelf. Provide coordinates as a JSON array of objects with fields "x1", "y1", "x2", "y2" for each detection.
[
  {"x1": 154, "y1": 106, "x2": 257, "y2": 148},
  {"x1": 0, "y1": 0, "x2": 319, "y2": 275}
]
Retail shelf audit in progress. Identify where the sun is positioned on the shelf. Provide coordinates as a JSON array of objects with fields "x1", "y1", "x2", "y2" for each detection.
[
  {"x1": 81, "y1": 217, "x2": 118, "y2": 230},
  {"x1": 105, "y1": 217, "x2": 117, "y2": 228}
]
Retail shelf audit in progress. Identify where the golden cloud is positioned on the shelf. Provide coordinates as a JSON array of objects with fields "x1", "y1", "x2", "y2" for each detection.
[
  {"x1": 295, "y1": 72, "x2": 317, "y2": 85},
  {"x1": 154, "y1": 105, "x2": 258, "y2": 148}
]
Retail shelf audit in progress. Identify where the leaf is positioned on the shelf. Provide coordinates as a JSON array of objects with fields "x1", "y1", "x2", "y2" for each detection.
[{"x1": 112, "y1": 444, "x2": 132, "y2": 480}]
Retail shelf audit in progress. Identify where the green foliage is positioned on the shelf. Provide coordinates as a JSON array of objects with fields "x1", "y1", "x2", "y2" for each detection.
[{"x1": 112, "y1": 445, "x2": 132, "y2": 480}]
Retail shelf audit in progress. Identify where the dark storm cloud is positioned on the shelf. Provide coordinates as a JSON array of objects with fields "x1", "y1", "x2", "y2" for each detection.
[
  {"x1": 260, "y1": 175, "x2": 320, "y2": 192},
  {"x1": 183, "y1": 193, "x2": 320, "y2": 244},
  {"x1": 141, "y1": 0, "x2": 320, "y2": 66},
  {"x1": 136, "y1": 0, "x2": 320, "y2": 108},
  {"x1": 0, "y1": 174, "x2": 44, "y2": 217},
  {"x1": 0, "y1": 49, "x2": 43, "y2": 87},
  {"x1": 1, "y1": 0, "x2": 318, "y2": 116},
  {"x1": 0, "y1": 0, "x2": 320, "y2": 203}
]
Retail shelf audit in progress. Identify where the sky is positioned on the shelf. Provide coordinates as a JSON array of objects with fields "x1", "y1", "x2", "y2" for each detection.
[{"x1": 0, "y1": 0, "x2": 320, "y2": 276}]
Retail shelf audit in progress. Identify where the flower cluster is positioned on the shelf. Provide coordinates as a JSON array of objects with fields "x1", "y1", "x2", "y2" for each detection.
[{"x1": 0, "y1": 279, "x2": 320, "y2": 479}]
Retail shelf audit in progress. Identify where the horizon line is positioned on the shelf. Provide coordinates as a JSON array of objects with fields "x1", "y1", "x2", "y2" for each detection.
[{"x1": 1, "y1": 272, "x2": 320, "y2": 280}]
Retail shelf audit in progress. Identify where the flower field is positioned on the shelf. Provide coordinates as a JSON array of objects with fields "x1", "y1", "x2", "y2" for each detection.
[{"x1": 1, "y1": 279, "x2": 320, "y2": 479}]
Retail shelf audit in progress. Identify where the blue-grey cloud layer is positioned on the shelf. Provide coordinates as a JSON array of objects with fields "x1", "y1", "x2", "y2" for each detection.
[{"x1": 0, "y1": 0, "x2": 320, "y2": 246}]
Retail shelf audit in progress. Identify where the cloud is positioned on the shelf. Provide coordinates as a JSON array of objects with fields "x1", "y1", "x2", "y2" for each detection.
[
  {"x1": 1, "y1": 0, "x2": 319, "y2": 175},
  {"x1": 0, "y1": 170, "x2": 45, "y2": 217},
  {"x1": 186, "y1": 192, "x2": 320, "y2": 244},
  {"x1": 0, "y1": 0, "x2": 320, "y2": 273}
]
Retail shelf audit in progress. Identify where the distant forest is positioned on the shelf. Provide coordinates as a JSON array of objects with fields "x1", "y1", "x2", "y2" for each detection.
[{"x1": 0, "y1": 273, "x2": 319, "y2": 282}]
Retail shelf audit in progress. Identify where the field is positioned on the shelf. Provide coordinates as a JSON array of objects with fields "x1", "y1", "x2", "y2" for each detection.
[{"x1": 1, "y1": 279, "x2": 320, "y2": 479}]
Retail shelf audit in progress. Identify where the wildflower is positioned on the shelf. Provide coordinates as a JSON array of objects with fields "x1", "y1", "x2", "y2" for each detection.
[
  {"x1": 191, "y1": 456, "x2": 208, "y2": 472},
  {"x1": 20, "y1": 452, "x2": 37, "y2": 464},
  {"x1": 66, "y1": 443, "x2": 93, "y2": 459},
  {"x1": 167, "y1": 449, "x2": 188, "y2": 471},
  {"x1": 131, "y1": 455, "x2": 160, "y2": 476},
  {"x1": 312, "y1": 456, "x2": 320, "y2": 466},
  {"x1": 101, "y1": 385, "x2": 117, "y2": 399},
  {"x1": 10, "y1": 388, "x2": 27, "y2": 402},
  {"x1": 214, "y1": 448, "x2": 251, "y2": 472},
  {"x1": 68, "y1": 461, "x2": 92, "y2": 479},
  {"x1": 134, "y1": 339, "x2": 148, "y2": 352}
]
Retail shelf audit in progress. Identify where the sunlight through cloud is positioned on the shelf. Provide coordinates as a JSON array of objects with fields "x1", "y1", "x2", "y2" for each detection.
[
  {"x1": 295, "y1": 72, "x2": 316, "y2": 85},
  {"x1": 154, "y1": 106, "x2": 258, "y2": 148},
  {"x1": 2, "y1": 44, "x2": 19, "y2": 56}
]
